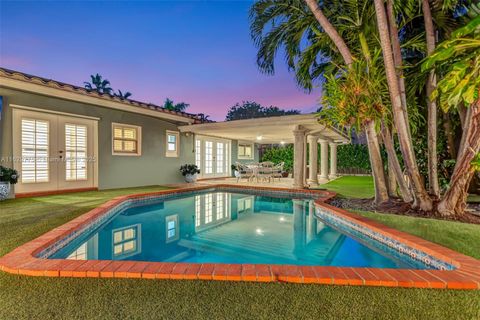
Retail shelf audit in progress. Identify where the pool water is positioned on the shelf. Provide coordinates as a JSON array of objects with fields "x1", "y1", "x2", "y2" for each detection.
[{"x1": 51, "y1": 191, "x2": 426, "y2": 268}]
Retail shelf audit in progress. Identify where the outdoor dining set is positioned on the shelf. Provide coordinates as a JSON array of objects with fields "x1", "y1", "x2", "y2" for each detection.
[{"x1": 234, "y1": 161, "x2": 285, "y2": 183}]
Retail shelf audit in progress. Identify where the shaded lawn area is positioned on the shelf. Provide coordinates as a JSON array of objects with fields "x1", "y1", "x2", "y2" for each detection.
[{"x1": 1, "y1": 185, "x2": 479, "y2": 319}]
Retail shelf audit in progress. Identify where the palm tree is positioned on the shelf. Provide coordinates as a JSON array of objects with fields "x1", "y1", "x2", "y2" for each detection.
[
  {"x1": 422, "y1": 15, "x2": 480, "y2": 216},
  {"x1": 162, "y1": 98, "x2": 190, "y2": 112},
  {"x1": 251, "y1": 0, "x2": 403, "y2": 204},
  {"x1": 84, "y1": 74, "x2": 112, "y2": 95},
  {"x1": 115, "y1": 90, "x2": 132, "y2": 100},
  {"x1": 373, "y1": 0, "x2": 434, "y2": 211}
]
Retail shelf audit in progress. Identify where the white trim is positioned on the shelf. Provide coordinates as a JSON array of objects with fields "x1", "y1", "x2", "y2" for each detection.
[
  {"x1": 165, "y1": 130, "x2": 180, "y2": 158},
  {"x1": 1, "y1": 76, "x2": 195, "y2": 124},
  {"x1": 11, "y1": 104, "x2": 100, "y2": 121},
  {"x1": 237, "y1": 141, "x2": 254, "y2": 160},
  {"x1": 111, "y1": 122, "x2": 142, "y2": 156}
]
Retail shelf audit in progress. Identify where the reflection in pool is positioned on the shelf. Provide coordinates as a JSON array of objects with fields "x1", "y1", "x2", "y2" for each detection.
[{"x1": 51, "y1": 191, "x2": 424, "y2": 268}]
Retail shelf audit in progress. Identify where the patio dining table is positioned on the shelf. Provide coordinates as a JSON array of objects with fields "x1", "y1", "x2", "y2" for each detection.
[{"x1": 246, "y1": 163, "x2": 274, "y2": 182}]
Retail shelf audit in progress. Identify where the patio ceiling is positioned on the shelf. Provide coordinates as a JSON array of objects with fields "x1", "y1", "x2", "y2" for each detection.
[{"x1": 178, "y1": 114, "x2": 350, "y2": 144}]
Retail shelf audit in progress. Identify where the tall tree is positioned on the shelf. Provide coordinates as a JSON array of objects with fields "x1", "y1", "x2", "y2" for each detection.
[
  {"x1": 373, "y1": 0, "x2": 433, "y2": 211},
  {"x1": 251, "y1": 0, "x2": 395, "y2": 203},
  {"x1": 422, "y1": 0, "x2": 440, "y2": 196},
  {"x1": 423, "y1": 16, "x2": 480, "y2": 215},
  {"x1": 225, "y1": 101, "x2": 300, "y2": 121},
  {"x1": 84, "y1": 74, "x2": 112, "y2": 94}
]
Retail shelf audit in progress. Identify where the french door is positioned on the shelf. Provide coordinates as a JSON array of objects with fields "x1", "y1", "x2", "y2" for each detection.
[
  {"x1": 12, "y1": 108, "x2": 97, "y2": 195},
  {"x1": 195, "y1": 136, "x2": 231, "y2": 178}
]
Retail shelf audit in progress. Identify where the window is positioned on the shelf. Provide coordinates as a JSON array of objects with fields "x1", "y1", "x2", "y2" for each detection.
[
  {"x1": 166, "y1": 131, "x2": 180, "y2": 157},
  {"x1": 21, "y1": 119, "x2": 49, "y2": 183},
  {"x1": 205, "y1": 193, "x2": 213, "y2": 223},
  {"x1": 195, "y1": 140, "x2": 201, "y2": 168},
  {"x1": 216, "y1": 192, "x2": 224, "y2": 219},
  {"x1": 67, "y1": 242, "x2": 87, "y2": 260},
  {"x1": 65, "y1": 124, "x2": 87, "y2": 181},
  {"x1": 195, "y1": 195, "x2": 202, "y2": 227},
  {"x1": 238, "y1": 142, "x2": 253, "y2": 160},
  {"x1": 216, "y1": 142, "x2": 224, "y2": 174},
  {"x1": 237, "y1": 196, "x2": 254, "y2": 214},
  {"x1": 165, "y1": 215, "x2": 179, "y2": 242},
  {"x1": 205, "y1": 141, "x2": 213, "y2": 174},
  {"x1": 112, "y1": 225, "x2": 141, "y2": 258},
  {"x1": 112, "y1": 123, "x2": 141, "y2": 156}
]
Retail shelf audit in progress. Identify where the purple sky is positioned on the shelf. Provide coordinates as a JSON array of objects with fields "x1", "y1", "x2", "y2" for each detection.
[{"x1": 0, "y1": 1, "x2": 322, "y2": 120}]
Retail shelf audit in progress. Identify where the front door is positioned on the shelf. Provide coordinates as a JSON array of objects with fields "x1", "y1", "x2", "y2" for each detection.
[
  {"x1": 195, "y1": 136, "x2": 230, "y2": 178},
  {"x1": 12, "y1": 108, "x2": 97, "y2": 195}
]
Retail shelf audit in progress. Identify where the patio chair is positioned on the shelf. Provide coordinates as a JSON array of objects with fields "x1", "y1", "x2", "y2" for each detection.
[
  {"x1": 257, "y1": 161, "x2": 274, "y2": 182},
  {"x1": 271, "y1": 162, "x2": 284, "y2": 182},
  {"x1": 235, "y1": 162, "x2": 254, "y2": 182}
]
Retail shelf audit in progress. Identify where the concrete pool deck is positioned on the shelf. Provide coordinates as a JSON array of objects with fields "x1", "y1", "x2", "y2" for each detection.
[{"x1": 1, "y1": 184, "x2": 479, "y2": 289}]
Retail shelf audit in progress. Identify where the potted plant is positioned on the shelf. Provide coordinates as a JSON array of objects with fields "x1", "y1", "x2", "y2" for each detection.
[
  {"x1": 179, "y1": 164, "x2": 200, "y2": 183},
  {"x1": 0, "y1": 166, "x2": 18, "y2": 200},
  {"x1": 231, "y1": 164, "x2": 240, "y2": 178}
]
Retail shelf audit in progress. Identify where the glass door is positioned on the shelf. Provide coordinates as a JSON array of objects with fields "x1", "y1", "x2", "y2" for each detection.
[
  {"x1": 12, "y1": 108, "x2": 97, "y2": 195},
  {"x1": 57, "y1": 115, "x2": 96, "y2": 190},
  {"x1": 195, "y1": 136, "x2": 230, "y2": 178}
]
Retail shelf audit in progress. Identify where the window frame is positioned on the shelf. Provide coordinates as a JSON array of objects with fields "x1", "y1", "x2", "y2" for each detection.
[
  {"x1": 111, "y1": 224, "x2": 142, "y2": 258},
  {"x1": 165, "y1": 130, "x2": 180, "y2": 157},
  {"x1": 237, "y1": 141, "x2": 254, "y2": 160},
  {"x1": 111, "y1": 123, "x2": 142, "y2": 156}
]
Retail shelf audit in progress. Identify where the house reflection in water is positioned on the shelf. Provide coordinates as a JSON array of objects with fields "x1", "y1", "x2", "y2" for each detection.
[{"x1": 62, "y1": 192, "x2": 360, "y2": 266}]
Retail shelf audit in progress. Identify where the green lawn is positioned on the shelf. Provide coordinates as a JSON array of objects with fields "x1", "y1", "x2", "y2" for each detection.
[
  {"x1": 323, "y1": 175, "x2": 375, "y2": 198},
  {"x1": 1, "y1": 185, "x2": 479, "y2": 319}
]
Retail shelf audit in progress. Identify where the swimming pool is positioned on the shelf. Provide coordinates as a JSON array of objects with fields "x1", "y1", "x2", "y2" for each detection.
[
  {"x1": 48, "y1": 189, "x2": 444, "y2": 270},
  {"x1": 3, "y1": 185, "x2": 479, "y2": 289}
]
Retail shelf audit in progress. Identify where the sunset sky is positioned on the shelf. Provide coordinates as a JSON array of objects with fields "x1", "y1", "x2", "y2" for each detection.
[{"x1": 0, "y1": 1, "x2": 322, "y2": 120}]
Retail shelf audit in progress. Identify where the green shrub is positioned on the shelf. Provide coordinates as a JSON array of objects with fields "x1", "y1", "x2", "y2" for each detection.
[
  {"x1": 261, "y1": 145, "x2": 294, "y2": 172},
  {"x1": 261, "y1": 144, "x2": 371, "y2": 174},
  {"x1": 337, "y1": 144, "x2": 371, "y2": 171}
]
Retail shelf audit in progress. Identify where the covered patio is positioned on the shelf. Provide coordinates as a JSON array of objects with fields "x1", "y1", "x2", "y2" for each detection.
[{"x1": 179, "y1": 114, "x2": 350, "y2": 188}]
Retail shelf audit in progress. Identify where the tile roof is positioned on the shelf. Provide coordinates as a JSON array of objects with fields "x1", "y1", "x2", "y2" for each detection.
[{"x1": 0, "y1": 67, "x2": 209, "y2": 123}]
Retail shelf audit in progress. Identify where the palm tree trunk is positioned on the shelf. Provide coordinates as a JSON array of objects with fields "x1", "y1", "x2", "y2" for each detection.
[
  {"x1": 365, "y1": 120, "x2": 389, "y2": 204},
  {"x1": 304, "y1": 0, "x2": 354, "y2": 65},
  {"x1": 442, "y1": 111, "x2": 457, "y2": 159},
  {"x1": 387, "y1": 161, "x2": 397, "y2": 197},
  {"x1": 373, "y1": 0, "x2": 433, "y2": 211},
  {"x1": 438, "y1": 101, "x2": 480, "y2": 216},
  {"x1": 374, "y1": 0, "x2": 433, "y2": 210},
  {"x1": 422, "y1": 0, "x2": 440, "y2": 197},
  {"x1": 381, "y1": 123, "x2": 414, "y2": 202},
  {"x1": 386, "y1": 0, "x2": 410, "y2": 132}
]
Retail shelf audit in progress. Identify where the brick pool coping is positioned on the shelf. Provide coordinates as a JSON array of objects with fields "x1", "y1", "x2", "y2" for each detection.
[{"x1": 1, "y1": 184, "x2": 479, "y2": 290}]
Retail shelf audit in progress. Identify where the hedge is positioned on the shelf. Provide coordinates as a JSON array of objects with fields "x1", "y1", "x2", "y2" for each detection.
[{"x1": 261, "y1": 144, "x2": 371, "y2": 173}]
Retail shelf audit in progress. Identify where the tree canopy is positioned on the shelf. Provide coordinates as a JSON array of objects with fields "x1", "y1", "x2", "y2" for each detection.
[{"x1": 225, "y1": 101, "x2": 301, "y2": 121}]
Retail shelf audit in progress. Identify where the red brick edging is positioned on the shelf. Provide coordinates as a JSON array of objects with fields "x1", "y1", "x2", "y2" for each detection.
[{"x1": 0, "y1": 184, "x2": 479, "y2": 290}]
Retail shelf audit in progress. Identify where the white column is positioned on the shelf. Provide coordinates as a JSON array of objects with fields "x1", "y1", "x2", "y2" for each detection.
[
  {"x1": 307, "y1": 135, "x2": 319, "y2": 187},
  {"x1": 319, "y1": 139, "x2": 329, "y2": 182},
  {"x1": 329, "y1": 142, "x2": 338, "y2": 180},
  {"x1": 293, "y1": 127, "x2": 306, "y2": 188}
]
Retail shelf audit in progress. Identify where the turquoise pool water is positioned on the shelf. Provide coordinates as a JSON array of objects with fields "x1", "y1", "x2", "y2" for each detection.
[{"x1": 51, "y1": 191, "x2": 428, "y2": 268}]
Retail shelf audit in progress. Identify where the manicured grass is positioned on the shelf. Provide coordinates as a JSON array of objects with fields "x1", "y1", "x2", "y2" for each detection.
[
  {"x1": 1, "y1": 186, "x2": 479, "y2": 319},
  {"x1": 355, "y1": 211, "x2": 480, "y2": 260},
  {"x1": 324, "y1": 175, "x2": 375, "y2": 198}
]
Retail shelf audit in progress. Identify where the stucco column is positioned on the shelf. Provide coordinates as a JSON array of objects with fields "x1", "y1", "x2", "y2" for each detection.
[
  {"x1": 293, "y1": 127, "x2": 306, "y2": 188},
  {"x1": 319, "y1": 139, "x2": 329, "y2": 182},
  {"x1": 307, "y1": 135, "x2": 319, "y2": 187},
  {"x1": 329, "y1": 142, "x2": 338, "y2": 180}
]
